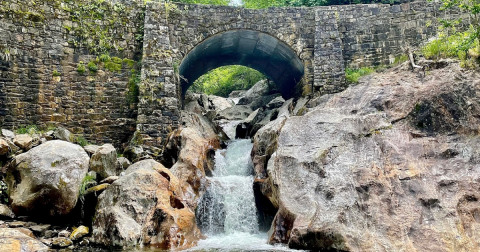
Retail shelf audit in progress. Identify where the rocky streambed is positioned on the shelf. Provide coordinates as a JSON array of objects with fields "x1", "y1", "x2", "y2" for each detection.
[{"x1": 1, "y1": 61, "x2": 480, "y2": 252}]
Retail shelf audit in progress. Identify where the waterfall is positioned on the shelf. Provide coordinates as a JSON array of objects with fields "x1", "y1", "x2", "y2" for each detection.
[
  {"x1": 191, "y1": 139, "x2": 301, "y2": 252},
  {"x1": 196, "y1": 139, "x2": 258, "y2": 235}
]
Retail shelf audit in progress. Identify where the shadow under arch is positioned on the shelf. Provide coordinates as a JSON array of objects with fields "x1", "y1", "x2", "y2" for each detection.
[{"x1": 179, "y1": 29, "x2": 304, "y2": 100}]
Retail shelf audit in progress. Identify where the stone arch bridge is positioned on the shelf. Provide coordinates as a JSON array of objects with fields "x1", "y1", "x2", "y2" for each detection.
[{"x1": 137, "y1": 0, "x2": 461, "y2": 147}]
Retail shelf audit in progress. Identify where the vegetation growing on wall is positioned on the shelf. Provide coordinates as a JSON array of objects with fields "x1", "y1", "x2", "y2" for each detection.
[
  {"x1": 421, "y1": 0, "x2": 480, "y2": 68},
  {"x1": 190, "y1": 65, "x2": 266, "y2": 97}
]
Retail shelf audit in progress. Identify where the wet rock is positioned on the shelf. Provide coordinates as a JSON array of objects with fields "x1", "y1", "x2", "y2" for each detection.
[
  {"x1": 0, "y1": 228, "x2": 49, "y2": 252},
  {"x1": 90, "y1": 144, "x2": 118, "y2": 179},
  {"x1": 58, "y1": 230, "x2": 71, "y2": 238},
  {"x1": 53, "y1": 127, "x2": 74, "y2": 142},
  {"x1": 0, "y1": 204, "x2": 14, "y2": 219},
  {"x1": 13, "y1": 134, "x2": 33, "y2": 150},
  {"x1": 0, "y1": 138, "x2": 10, "y2": 156},
  {"x1": 1, "y1": 129, "x2": 15, "y2": 140},
  {"x1": 5, "y1": 140, "x2": 90, "y2": 218},
  {"x1": 70, "y1": 225, "x2": 88, "y2": 241},
  {"x1": 51, "y1": 237, "x2": 73, "y2": 248},
  {"x1": 92, "y1": 164, "x2": 200, "y2": 249},
  {"x1": 79, "y1": 237, "x2": 89, "y2": 246},
  {"x1": 44, "y1": 230, "x2": 58, "y2": 239},
  {"x1": 29, "y1": 224, "x2": 50, "y2": 237}
]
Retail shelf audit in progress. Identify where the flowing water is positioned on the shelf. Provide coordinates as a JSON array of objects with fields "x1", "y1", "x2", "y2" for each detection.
[{"x1": 190, "y1": 139, "x2": 299, "y2": 252}]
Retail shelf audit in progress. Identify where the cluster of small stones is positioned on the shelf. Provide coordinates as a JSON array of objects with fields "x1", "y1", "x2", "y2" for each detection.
[
  {"x1": 0, "y1": 0, "x2": 144, "y2": 147},
  {"x1": 0, "y1": 219, "x2": 91, "y2": 250}
]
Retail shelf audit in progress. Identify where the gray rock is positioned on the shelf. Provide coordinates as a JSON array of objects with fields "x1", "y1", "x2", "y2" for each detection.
[
  {"x1": 90, "y1": 144, "x2": 118, "y2": 179},
  {"x1": 208, "y1": 95, "x2": 234, "y2": 112},
  {"x1": 116, "y1": 157, "x2": 131, "y2": 170},
  {"x1": 44, "y1": 230, "x2": 58, "y2": 239},
  {"x1": 83, "y1": 145, "x2": 100, "y2": 156},
  {"x1": 216, "y1": 105, "x2": 253, "y2": 121},
  {"x1": 53, "y1": 127, "x2": 75, "y2": 142},
  {"x1": 124, "y1": 159, "x2": 165, "y2": 175},
  {"x1": 43, "y1": 130, "x2": 55, "y2": 141},
  {"x1": 266, "y1": 96, "x2": 285, "y2": 109},
  {"x1": 5, "y1": 140, "x2": 90, "y2": 217},
  {"x1": 1, "y1": 129, "x2": 15, "y2": 140},
  {"x1": 123, "y1": 146, "x2": 144, "y2": 162},
  {"x1": 29, "y1": 224, "x2": 51, "y2": 237},
  {"x1": 0, "y1": 204, "x2": 15, "y2": 219}
]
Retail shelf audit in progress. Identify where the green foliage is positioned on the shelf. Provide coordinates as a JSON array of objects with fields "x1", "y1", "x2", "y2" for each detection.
[
  {"x1": 190, "y1": 65, "x2": 266, "y2": 97},
  {"x1": 88, "y1": 61, "x2": 98, "y2": 72},
  {"x1": 52, "y1": 70, "x2": 61, "y2": 77},
  {"x1": 422, "y1": 28, "x2": 479, "y2": 67},
  {"x1": 393, "y1": 54, "x2": 409, "y2": 65},
  {"x1": 105, "y1": 61, "x2": 122, "y2": 72},
  {"x1": 173, "y1": 0, "x2": 229, "y2": 5},
  {"x1": 79, "y1": 173, "x2": 96, "y2": 198},
  {"x1": 75, "y1": 135, "x2": 89, "y2": 147},
  {"x1": 99, "y1": 54, "x2": 111, "y2": 62},
  {"x1": 15, "y1": 125, "x2": 39, "y2": 135},
  {"x1": 127, "y1": 73, "x2": 141, "y2": 105},
  {"x1": 345, "y1": 67, "x2": 375, "y2": 83},
  {"x1": 77, "y1": 61, "x2": 86, "y2": 74}
]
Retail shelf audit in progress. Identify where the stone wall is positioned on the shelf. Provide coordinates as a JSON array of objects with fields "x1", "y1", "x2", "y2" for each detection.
[
  {"x1": 0, "y1": 0, "x2": 470, "y2": 149},
  {"x1": 334, "y1": 1, "x2": 466, "y2": 68},
  {"x1": 0, "y1": 0, "x2": 144, "y2": 147}
]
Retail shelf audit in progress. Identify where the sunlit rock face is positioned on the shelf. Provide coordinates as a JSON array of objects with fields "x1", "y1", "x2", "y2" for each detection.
[
  {"x1": 5, "y1": 140, "x2": 89, "y2": 218},
  {"x1": 256, "y1": 64, "x2": 480, "y2": 251},
  {"x1": 92, "y1": 159, "x2": 201, "y2": 249}
]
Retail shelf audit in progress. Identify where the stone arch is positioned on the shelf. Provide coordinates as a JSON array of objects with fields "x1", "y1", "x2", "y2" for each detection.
[{"x1": 178, "y1": 29, "x2": 305, "y2": 100}]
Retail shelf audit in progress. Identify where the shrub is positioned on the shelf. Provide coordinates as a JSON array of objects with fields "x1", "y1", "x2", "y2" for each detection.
[
  {"x1": 77, "y1": 61, "x2": 86, "y2": 74},
  {"x1": 52, "y1": 70, "x2": 61, "y2": 76},
  {"x1": 88, "y1": 61, "x2": 98, "y2": 72},
  {"x1": 75, "y1": 135, "x2": 89, "y2": 147},
  {"x1": 345, "y1": 67, "x2": 375, "y2": 83},
  {"x1": 99, "y1": 54, "x2": 111, "y2": 62},
  {"x1": 15, "y1": 125, "x2": 39, "y2": 135}
]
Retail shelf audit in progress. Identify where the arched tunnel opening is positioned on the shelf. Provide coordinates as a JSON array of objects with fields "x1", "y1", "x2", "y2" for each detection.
[
  {"x1": 179, "y1": 29, "x2": 305, "y2": 102},
  {"x1": 180, "y1": 30, "x2": 303, "y2": 235}
]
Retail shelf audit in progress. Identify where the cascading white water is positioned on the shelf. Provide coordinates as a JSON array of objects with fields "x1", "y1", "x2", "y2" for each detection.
[
  {"x1": 197, "y1": 139, "x2": 258, "y2": 235},
  {"x1": 191, "y1": 139, "x2": 301, "y2": 252}
]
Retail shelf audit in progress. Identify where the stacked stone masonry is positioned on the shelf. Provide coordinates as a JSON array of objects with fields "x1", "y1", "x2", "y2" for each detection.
[
  {"x1": 0, "y1": 0, "x2": 468, "y2": 149},
  {"x1": 0, "y1": 0, "x2": 144, "y2": 147}
]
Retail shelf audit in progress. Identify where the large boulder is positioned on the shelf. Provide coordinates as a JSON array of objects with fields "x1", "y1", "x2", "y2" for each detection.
[
  {"x1": 208, "y1": 95, "x2": 234, "y2": 112},
  {"x1": 0, "y1": 228, "x2": 49, "y2": 252},
  {"x1": 262, "y1": 63, "x2": 480, "y2": 251},
  {"x1": 53, "y1": 127, "x2": 74, "y2": 142},
  {"x1": 92, "y1": 160, "x2": 200, "y2": 249},
  {"x1": 89, "y1": 144, "x2": 118, "y2": 179},
  {"x1": 5, "y1": 140, "x2": 89, "y2": 217}
]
